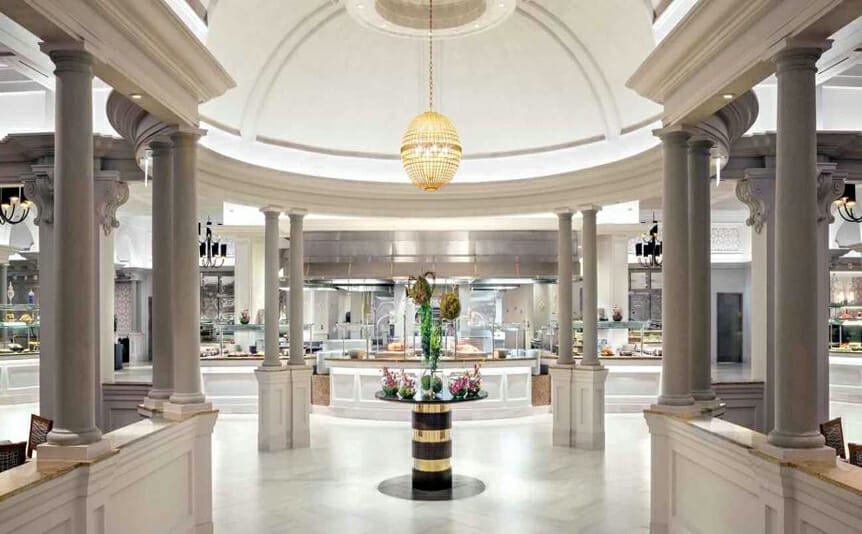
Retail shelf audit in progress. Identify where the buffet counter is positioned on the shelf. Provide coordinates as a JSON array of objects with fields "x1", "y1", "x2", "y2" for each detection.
[
  {"x1": 830, "y1": 350, "x2": 862, "y2": 404},
  {"x1": 321, "y1": 356, "x2": 540, "y2": 421},
  {"x1": 0, "y1": 353, "x2": 38, "y2": 404}
]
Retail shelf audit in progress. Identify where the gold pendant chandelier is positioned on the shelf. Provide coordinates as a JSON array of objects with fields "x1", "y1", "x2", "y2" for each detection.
[{"x1": 400, "y1": 0, "x2": 462, "y2": 192}]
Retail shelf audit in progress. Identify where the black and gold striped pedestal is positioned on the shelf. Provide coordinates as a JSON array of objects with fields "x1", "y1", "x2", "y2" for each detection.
[
  {"x1": 375, "y1": 391, "x2": 488, "y2": 501},
  {"x1": 412, "y1": 403, "x2": 453, "y2": 490}
]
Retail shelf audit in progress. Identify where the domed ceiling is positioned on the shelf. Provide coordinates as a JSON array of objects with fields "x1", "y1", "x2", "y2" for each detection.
[{"x1": 200, "y1": 0, "x2": 662, "y2": 183}]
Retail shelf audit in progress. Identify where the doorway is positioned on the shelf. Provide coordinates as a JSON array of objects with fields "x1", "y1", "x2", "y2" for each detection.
[{"x1": 717, "y1": 292, "x2": 743, "y2": 363}]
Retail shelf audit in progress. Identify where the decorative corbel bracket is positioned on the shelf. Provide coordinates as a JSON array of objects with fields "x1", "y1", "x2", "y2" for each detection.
[
  {"x1": 735, "y1": 168, "x2": 775, "y2": 234},
  {"x1": 94, "y1": 172, "x2": 130, "y2": 236},
  {"x1": 817, "y1": 162, "x2": 847, "y2": 224},
  {"x1": 21, "y1": 164, "x2": 54, "y2": 226}
]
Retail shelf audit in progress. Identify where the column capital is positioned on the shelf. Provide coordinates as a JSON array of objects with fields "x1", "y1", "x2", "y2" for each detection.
[
  {"x1": 170, "y1": 129, "x2": 204, "y2": 146},
  {"x1": 287, "y1": 208, "x2": 307, "y2": 218},
  {"x1": 22, "y1": 165, "x2": 54, "y2": 226},
  {"x1": 735, "y1": 168, "x2": 775, "y2": 234},
  {"x1": 817, "y1": 163, "x2": 847, "y2": 224},
  {"x1": 260, "y1": 205, "x2": 283, "y2": 216},
  {"x1": 576, "y1": 205, "x2": 602, "y2": 215},
  {"x1": 769, "y1": 38, "x2": 831, "y2": 68},
  {"x1": 687, "y1": 137, "x2": 714, "y2": 152},
  {"x1": 554, "y1": 208, "x2": 574, "y2": 218},
  {"x1": 148, "y1": 139, "x2": 172, "y2": 155},
  {"x1": 94, "y1": 173, "x2": 130, "y2": 236},
  {"x1": 41, "y1": 41, "x2": 94, "y2": 72},
  {"x1": 653, "y1": 125, "x2": 693, "y2": 143}
]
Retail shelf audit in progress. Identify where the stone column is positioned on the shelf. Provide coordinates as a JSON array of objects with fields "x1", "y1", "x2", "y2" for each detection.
[
  {"x1": 37, "y1": 45, "x2": 110, "y2": 461},
  {"x1": 768, "y1": 45, "x2": 831, "y2": 455},
  {"x1": 261, "y1": 206, "x2": 283, "y2": 368},
  {"x1": 816, "y1": 164, "x2": 845, "y2": 425},
  {"x1": 688, "y1": 138, "x2": 717, "y2": 403},
  {"x1": 556, "y1": 209, "x2": 574, "y2": 364},
  {"x1": 22, "y1": 169, "x2": 55, "y2": 420},
  {"x1": 288, "y1": 209, "x2": 306, "y2": 366},
  {"x1": 580, "y1": 207, "x2": 600, "y2": 366},
  {"x1": 654, "y1": 129, "x2": 695, "y2": 411},
  {"x1": 164, "y1": 130, "x2": 211, "y2": 420},
  {"x1": 143, "y1": 140, "x2": 174, "y2": 411},
  {"x1": 736, "y1": 169, "x2": 776, "y2": 433}
]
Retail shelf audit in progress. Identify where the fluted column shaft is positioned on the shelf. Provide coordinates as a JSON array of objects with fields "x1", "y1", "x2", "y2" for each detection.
[
  {"x1": 769, "y1": 47, "x2": 825, "y2": 449},
  {"x1": 580, "y1": 208, "x2": 599, "y2": 366},
  {"x1": 557, "y1": 210, "x2": 574, "y2": 364},
  {"x1": 48, "y1": 48, "x2": 102, "y2": 445},
  {"x1": 657, "y1": 130, "x2": 694, "y2": 407},
  {"x1": 168, "y1": 131, "x2": 206, "y2": 406},
  {"x1": 262, "y1": 208, "x2": 282, "y2": 367},
  {"x1": 147, "y1": 141, "x2": 174, "y2": 403},
  {"x1": 288, "y1": 211, "x2": 305, "y2": 366},
  {"x1": 688, "y1": 139, "x2": 716, "y2": 401}
]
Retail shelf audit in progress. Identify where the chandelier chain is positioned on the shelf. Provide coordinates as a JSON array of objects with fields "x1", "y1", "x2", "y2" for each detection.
[{"x1": 428, "y1": 0, "x2": 433, "y2": 111}]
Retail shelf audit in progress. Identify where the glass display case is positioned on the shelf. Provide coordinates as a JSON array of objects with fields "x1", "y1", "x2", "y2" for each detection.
[
  {"x1": 829, "y1": 304, "x2": 862, "y2": 352},
  {"x1": 200, "y1": 271, "x2": 235, "y2": 324},
  {"x1": 0, "y1": 304, "x2": 40, "y2": 356}
]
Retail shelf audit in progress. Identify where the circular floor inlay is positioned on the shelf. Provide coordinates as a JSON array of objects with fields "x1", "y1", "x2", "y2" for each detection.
[
  {"x1": 378, "y1": 474, "x2": 486, "y2": 501},
  {"x1": 346, "y1": 0, "x2": 515, "y2": 40}
]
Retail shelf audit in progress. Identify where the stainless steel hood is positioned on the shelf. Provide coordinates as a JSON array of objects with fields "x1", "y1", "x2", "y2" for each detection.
[{"x1": 282, "y1": 230, "x2": 578, "y2": 280}]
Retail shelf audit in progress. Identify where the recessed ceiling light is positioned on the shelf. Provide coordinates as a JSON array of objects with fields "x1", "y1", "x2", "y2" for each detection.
[
  {"x1": 130, "y1": 93, "x2": 142, "y2": 100},
  {"x1": 722, "y1": 93, "x2": 734, "y2": 100}
]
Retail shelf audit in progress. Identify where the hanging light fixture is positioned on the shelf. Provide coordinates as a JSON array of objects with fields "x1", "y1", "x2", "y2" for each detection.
[
  {"x1": 0, "y1": 186, "x2": 31, "y2": 225},
  {"x1": 634, "y1": 215, "x2": 662, "y2": 268},
  {"x1": 199, "y1": 218, "x2": 227, "y2": 268},
  {"x1": 836, "y1": 183, "x2": 862, "y2": 223},
  {"x1": 400, "y1": 0, "x2": 462, "y2": 192}
]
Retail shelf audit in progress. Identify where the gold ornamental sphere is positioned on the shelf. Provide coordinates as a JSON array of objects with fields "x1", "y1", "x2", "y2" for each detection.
[{"x1": 400, "y1": 111, "x2": 462, "y2": 192}]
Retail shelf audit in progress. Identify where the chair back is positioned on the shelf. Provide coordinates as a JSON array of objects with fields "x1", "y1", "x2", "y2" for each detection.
[
  {"x1": 820, "y1": 417, "x2": 846, "y2": 459},
  {"x1": 0, "y1": 442, "x2": 27, "y2": 473},
  {"x1": 849, "y1": 443, "x2": 862, "y2": 468},
  {"x1": 28, "y1": 414, "x2": 53, "y2": 459}
]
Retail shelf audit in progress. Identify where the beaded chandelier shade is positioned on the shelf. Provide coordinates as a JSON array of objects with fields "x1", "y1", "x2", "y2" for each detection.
[{"x1": 400, "y1": 0, "x2": 462, "y2": 192}]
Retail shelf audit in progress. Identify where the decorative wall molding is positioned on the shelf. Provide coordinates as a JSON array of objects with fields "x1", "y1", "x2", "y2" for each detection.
[
  {"x1": 627, "y1": 0, "x2": 859, "y2": 126},
  {"x1": 2, "y1": 0, "x2": 234, "y2": 127}
]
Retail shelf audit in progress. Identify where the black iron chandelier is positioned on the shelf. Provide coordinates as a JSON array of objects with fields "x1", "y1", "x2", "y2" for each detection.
[
  {"x1": 0, "y1": 186, "x2": 31, "y2": 225},
  {"x1": 836, "y1": 184, "x2": 862, "y2": 223},
  {"x1": 199, "y1": 219, "x2": 227, "y2": 268},
  {"x1": 635, "y1": 217, "x2": 662, "y2": 268}
]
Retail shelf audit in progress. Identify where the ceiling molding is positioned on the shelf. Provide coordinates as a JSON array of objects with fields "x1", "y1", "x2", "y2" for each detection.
[
  {"x1": 516, "y1": 2, "x2": 622, "y2": 141},
  {"x1": 195, "y1": 143, "x2": 663, "y2": 218},
  {"x1": 239, "y1": 1, "x2": 343, "y2": 142},
  {"x1": 2, "y1": 0, "x2": 235, "y2": 128},
  {"x1": 627, "y1": 0, "x2": 858, "y2": 126}
]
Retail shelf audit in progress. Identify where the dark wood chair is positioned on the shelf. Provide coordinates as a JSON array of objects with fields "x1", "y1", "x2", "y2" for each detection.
[
  {"x1": 0, "y1": 442, "x2": 27, "y2": 473},
  {"x1": 820, "y1": 417, "x2": 846, "y2": 459},
  {"x1": 848, "y1": 443, "x2": 862, "y2": 468},
  {"x1": 27, "y1": 414, "x2": 53, "y2": 459}
]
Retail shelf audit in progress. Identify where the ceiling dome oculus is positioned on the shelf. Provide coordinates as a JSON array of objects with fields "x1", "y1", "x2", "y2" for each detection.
[{"x1": 347, "y1": 0, "x2": 515, "y2": 39}]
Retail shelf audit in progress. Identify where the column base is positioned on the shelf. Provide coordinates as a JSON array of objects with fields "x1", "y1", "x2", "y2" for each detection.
[
  {"x1": 287, "y1": 365, "x2": 312, "y2": 449},
  {"x1": 163, "y1": 400, "x2": 213, "y2": 421},
  {"x1": 255, "y1": 365, "x2": 290, "y2": 451},
  {"x1": 766, "y1": 429, "x2": 827, "y2": 450},
  {"x1": 549, "y1": 363, "x2": 609, "y2": 449},
  {"x1": 254, "y1": 364, "x2": 312, "y2": 450},
  {"x1": 758, "y1": 442, "x2": 836, "y2": 466},
  {"x1": 36, "y1": 438, "x2": 113, "y2": 471},
  {"x1": 141, "y1": 390, "x2": 172, "y2": 413},
  {"x1": 648, "y1": 403, "x2": 704, "y2": 418}
]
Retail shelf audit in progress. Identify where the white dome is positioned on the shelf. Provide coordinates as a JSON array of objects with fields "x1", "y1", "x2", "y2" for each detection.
[{"x1": 199, "y1": 0, "x2": 662, "y2": 183}]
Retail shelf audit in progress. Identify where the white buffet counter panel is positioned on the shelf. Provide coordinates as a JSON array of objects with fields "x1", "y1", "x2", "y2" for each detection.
[
  {"x1": 0, "y1": 355, "x2": 38, "y2": 404},
  {"x1": 830, "y1": 351, "x2": 862, "y2": 404},
  {"x1": 323, "y1": 358, "x2": 539, "y2": 421}
]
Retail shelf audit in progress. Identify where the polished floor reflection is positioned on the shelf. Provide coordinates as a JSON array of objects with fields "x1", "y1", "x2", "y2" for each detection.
[{"x1": 212, "y1": 413, "x2": 652, "y2": 533}]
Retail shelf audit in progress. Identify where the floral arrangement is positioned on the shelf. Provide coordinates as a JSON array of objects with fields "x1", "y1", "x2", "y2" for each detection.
[
  {"x1": 439, "y1": 289, "x2": 461, "y2": 321},
  {"x1": 381, "y1": 367, "x2": 399, "y2": 397},
  {"x1": 408, "y1": 272, "x2": 442, "y2": 371},
  {"x1": 398, "y1": 371, "x2": 416, "y2": 399},
  {"x1": 421, "y1": 373, "x2": 443, "y2": 394},
  {"x1": 448, "y1": 373, "x2": 469, "y2": 399},
  {"x1": 467, "y1": 364, "x2": 482, "y2": 398}
]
